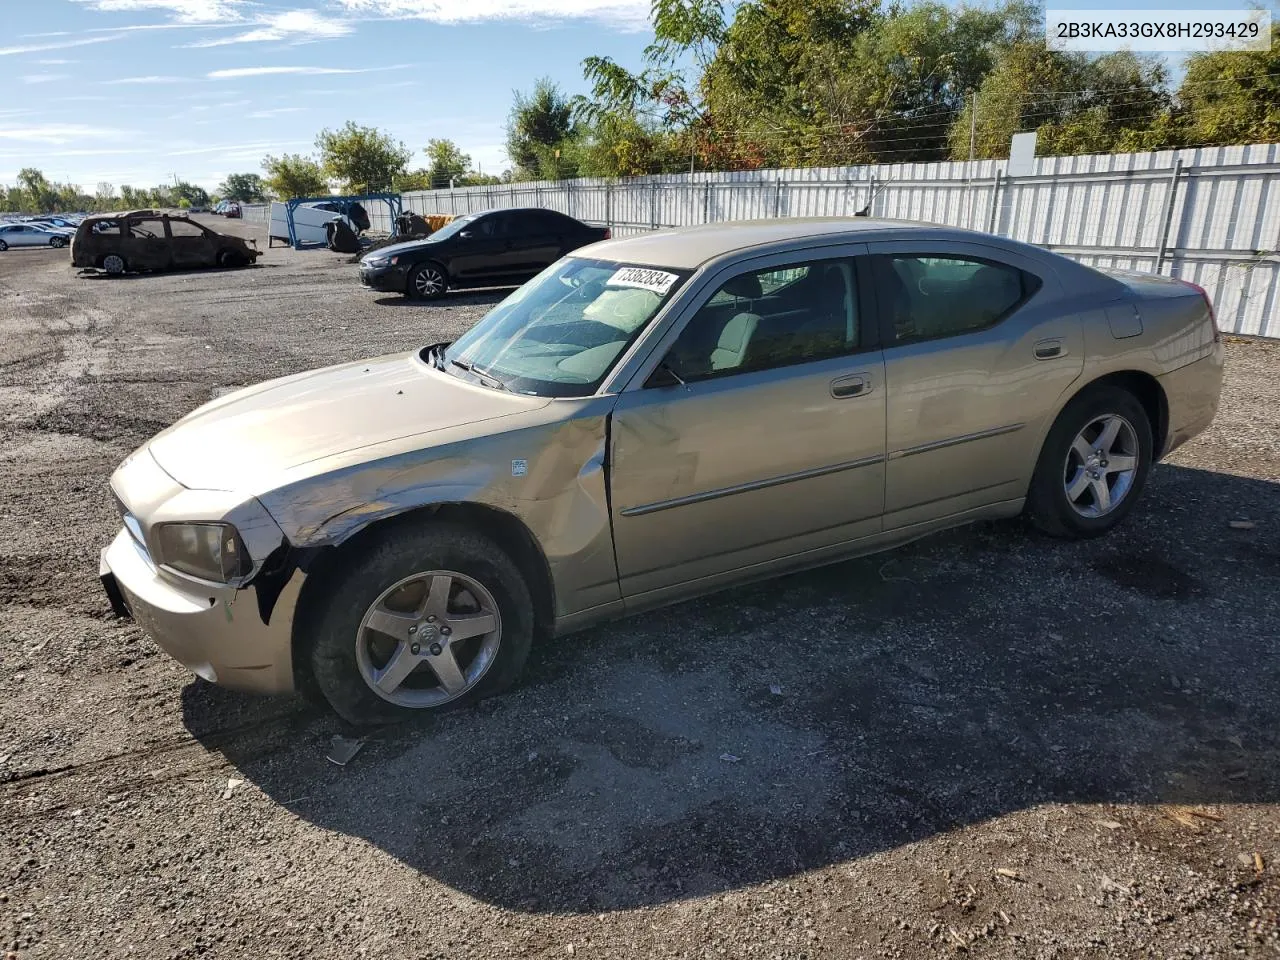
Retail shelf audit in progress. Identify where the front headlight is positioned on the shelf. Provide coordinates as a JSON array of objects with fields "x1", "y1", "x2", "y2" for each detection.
[{"x1": 155, "y1": 523, "x2": 250, "y2": 583}]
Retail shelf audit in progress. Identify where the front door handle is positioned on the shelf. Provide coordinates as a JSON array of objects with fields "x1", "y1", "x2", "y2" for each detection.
[
  {"x1": 831, "y1": 374, "x2": 873, "y2": 399},
  {"x1": 1034, "y1": 338, "x2": 1065, "y2": 360}
]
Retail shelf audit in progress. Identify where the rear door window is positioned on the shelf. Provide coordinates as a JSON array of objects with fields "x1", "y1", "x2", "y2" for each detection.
[
  {"x1": 127, "y1": 218, "x2": 165, "y2": 239},
  {"x1": 873, "y1": 254, "x2": 1040, "y2": 343}
]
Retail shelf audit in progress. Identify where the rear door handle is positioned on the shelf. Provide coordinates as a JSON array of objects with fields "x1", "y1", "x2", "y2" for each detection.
[
  {"x1": 1034, "y1": 338, "x2": 1066, "y2": 360},
  {"x1": 831, "y1": 374, "x2": 873, "y2": 399}
]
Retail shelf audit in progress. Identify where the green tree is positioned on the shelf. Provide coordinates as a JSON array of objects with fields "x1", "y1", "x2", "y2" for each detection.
[
  {"x1": 95, "y1": 182, "x2": 117, "y2": 211},
  {"x1": 262, "y1": 153, "x2": 329, "y2": 199},
  {"x1": 217, "y1": 173, "x2": 267, "y2": 203},
  {"x1": 315, "y1": 122, "x2": 412, "y2": 193},
  {"x1": 172, "y1": 180, "x2": 210, "y2": 208},
  {"x1": 424, "y1": 138, "x2": 471, "y2": 187},
  {"x1": 393, "y1": 169, "x2": 434, "y2": 191},
  {"x1": 17, "y1": 168, "x2": 56, "y2": 211},
  {"x1": 507, "y1": 78, "x2": 579, "y2": 179},
  {"x1": 1177, "y1": 26, "x2": 1280, "y2": 146},
  {"x1": 950, "y1": 44, "x2": 1174, "y2": 160}
]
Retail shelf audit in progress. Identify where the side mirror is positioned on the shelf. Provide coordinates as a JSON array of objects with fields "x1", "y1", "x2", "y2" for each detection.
[{"x1": 458, "y1": 230, "x2": 473, "y2": 239}]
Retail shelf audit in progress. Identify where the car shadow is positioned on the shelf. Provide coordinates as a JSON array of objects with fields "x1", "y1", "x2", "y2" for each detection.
[
  {"x1": 77, "y1": 264, "x2": 273, "y2": 281},
  {"x1": 372, "y1": 288, "x2": 515, "y2": 309},
  {"x1": 184, "y1": 463, "x2": 1280, "y2": 913}
]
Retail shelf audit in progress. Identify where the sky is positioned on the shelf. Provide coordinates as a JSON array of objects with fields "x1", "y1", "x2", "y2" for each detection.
[
  {"x1": 0, "y1": 0, "x2": 657, "y2": 191},
  {"x1": 0, "y1": 0, "x2": 1253, "y2": 194}
]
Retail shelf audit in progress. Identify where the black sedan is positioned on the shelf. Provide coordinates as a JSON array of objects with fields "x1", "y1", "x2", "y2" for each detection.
[{"x1": 359, "y1": 207, "x2": 610, "y2": 300}]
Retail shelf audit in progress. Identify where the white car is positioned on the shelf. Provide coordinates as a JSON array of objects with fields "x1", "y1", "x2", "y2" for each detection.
[
  {"x1": 0, "y1": 223, "x2": 70, "y2": 249},
  {"x1": 268, "y1": 200, "x2": 368, "y2": 247}
]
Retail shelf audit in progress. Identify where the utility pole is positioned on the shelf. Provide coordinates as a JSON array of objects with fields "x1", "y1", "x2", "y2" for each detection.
[
  {"x1": 967, "y1": 91, "x2": 977, "y2": 227},
  {"x1": 690, "y1": 132, "x2": 696, "y2": 177},
  {"x1": 968, "y1": 90, "x2": 977, "y2": 164}
]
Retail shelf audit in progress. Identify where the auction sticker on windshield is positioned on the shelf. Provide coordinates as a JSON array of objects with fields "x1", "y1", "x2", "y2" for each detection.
[{"x1": 607, "y1": 267, "x2": 679, "y2": 295}]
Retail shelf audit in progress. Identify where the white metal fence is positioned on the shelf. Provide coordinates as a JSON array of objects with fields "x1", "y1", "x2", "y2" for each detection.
[{"x1": 244, "y1": 143, "x2": 1280, "y2": 337}]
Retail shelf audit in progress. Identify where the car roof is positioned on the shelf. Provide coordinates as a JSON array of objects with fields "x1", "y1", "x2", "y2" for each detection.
[
  {"x1": 570, "y1": 217, "x2": 1037, "y2": 270},
  {"x1": 467, "y1": 207, "x2": 575, "y2": 219},
  {"x1": 82, "y1": 209, "x2": 167, "y2": 222}
]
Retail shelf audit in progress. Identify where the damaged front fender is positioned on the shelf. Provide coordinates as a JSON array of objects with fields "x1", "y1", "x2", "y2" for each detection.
[{"x1": 257, "y1": 399, "x2": 622, "y2": 622}]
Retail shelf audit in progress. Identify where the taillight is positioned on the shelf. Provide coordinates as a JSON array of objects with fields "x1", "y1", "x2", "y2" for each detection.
[
  {"x1": 1178, "y1": 279, "x2": 1220, "y2": 343},
  {"x1": 603, "y1": 228, "x2": 612, "y2": 240}
]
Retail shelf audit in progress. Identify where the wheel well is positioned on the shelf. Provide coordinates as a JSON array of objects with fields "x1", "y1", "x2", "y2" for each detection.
[
  {"x1": 411, "y1": 259, "x2": 450, "y2": 280},
  {"x1": 1078, "y1": 370, "x2": 1169, "y2": 457},
  {"x1": 288, "y1": 502, "x2": 556, "y2": 691}
]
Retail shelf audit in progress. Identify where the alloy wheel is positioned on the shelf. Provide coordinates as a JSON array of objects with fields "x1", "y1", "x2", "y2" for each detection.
[
  {"x1": 414, "y1": 266, "x2": 445, "y2": 297},
  {"x1": 102, "y1": 254, "x2": 125, "y2": 275},
  {"x1": 1063, "y1": 414, "x2": 1140, "y2": 518},
  {"x1": 355, "y1": 569, "x2": 502, "y2": 708}
]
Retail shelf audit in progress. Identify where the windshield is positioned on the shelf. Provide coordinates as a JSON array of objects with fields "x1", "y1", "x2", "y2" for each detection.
[
  {"x1": 442, "y1": 257, "x2": 687, "y2": 397},
  {"x1": 427, "y1": 214, "x2": 478, "y2": 241}
]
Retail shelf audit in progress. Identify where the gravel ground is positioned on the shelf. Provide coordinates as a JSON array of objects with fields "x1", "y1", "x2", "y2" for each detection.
[{"x1": 0, "y1": 217, "x2": 1277, "y2": 959}]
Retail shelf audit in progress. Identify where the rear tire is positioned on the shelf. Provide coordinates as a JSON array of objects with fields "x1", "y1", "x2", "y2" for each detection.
[
  {"x1": 101, "y1": 254, "x2": 126, "y2": 275},
  {"x1": 1027, "y1": 385, "x2": 1153, "y2": 539},
  {"x1": 0, "y1": 240, "x2": 8, "y2": 252},
  {"x1": 216, "y1": 249, "x2": 242, "y2": 268},
  {"x1": 407, "y1": 262, "x2": 448, "y2": 300},
  {"x1": 49, "y1": 236, "x2": 67, "y2": 248},
  {"x1": 307, "y1": 523, "x2": 534, "y2": 726}
]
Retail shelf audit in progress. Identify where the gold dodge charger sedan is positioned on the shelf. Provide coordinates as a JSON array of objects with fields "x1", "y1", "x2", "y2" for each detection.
[{"x1": 100, "y1": 219, "x2": 1224, "y2": 723}]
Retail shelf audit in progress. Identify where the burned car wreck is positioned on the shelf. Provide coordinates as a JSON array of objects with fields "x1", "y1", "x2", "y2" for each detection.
[{"x1": 72, "y1": 209, "x2": 261, "y2": 275}]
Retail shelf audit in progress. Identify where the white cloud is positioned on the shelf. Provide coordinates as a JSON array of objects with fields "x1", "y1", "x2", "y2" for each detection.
[
  {"x1": 184, "y1": 9, "x2": 354, "y2": 47},
  {"x1": 163, "y1": 139, "x2": 311, "y2": 157},
  {"x1": 103, "y1": 74, "x2": 192, "y2": 84},
  {"x1": 36, "y1": 58, "x2": 77, "y2": 65},
  {"x1": 246, "y1": 107, "x2": 307, "y2": 119},
  {"x1": 0, "y1": 124, "x2": 129, "y2": 145},
  {"x1": 207, "y1": 64, "x2": 410, "y2": 79},
  {"x1": 49, "y1": 148, "x2": 144, "y2": 157},
  {"x1": 68, "y1": 0, "x2": 248, "y2": 23},
  {"x1": 0, "y1": 34, "x2": 123, "y2": 56},
  {"x1": 20, "y1": 73, "x2": 71, "y2": 84},
  {"x1": 334, "y1": 0, "x2": 650, "y2": 29}
]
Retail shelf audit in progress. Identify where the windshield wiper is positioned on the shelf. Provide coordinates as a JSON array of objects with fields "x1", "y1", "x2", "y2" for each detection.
[{"x1": 449, "y1": 356, "x2": 508, "y2": 391}]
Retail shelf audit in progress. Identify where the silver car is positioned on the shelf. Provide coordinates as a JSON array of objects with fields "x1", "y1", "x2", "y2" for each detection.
[
  {"x1": 0, "y1": 223, "x2": 71, "y2": 249},
  {"x1": 99, "y1": 219, "x2": 1224, "y2": 723}
]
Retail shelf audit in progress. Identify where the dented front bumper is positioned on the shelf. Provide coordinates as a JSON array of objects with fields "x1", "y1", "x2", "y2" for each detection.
[{"x1": 100, "y1": 527, "x2": 303, "y2": 695}]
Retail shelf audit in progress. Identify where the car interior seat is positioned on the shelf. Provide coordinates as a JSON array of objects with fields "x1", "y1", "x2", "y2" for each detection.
[{"x1": 710, "y1": 273, "x2": 764, "y2": 372}]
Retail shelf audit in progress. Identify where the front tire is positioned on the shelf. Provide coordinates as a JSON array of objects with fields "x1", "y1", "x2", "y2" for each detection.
[
  {"x1": 407, "y1": 262, "x2": 448, "y2": 300},
  {"x1": 1027, "y1": 385, "x2": 1153, "y2": 539},
  {"x1": 49, "y1": 236, "x2": 67, "y2": 248},
  {"x1": 307, "y1": 523, "x2": 534, "y2": 725}
]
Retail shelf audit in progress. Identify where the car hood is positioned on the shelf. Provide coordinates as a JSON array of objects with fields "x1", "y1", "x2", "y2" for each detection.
[
  {"x1": 148, "y1": 351, "x2": 547, "y2": 492},
  {"x1": 361, "y1": 237, "x2": 441, "y2": 261}
]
